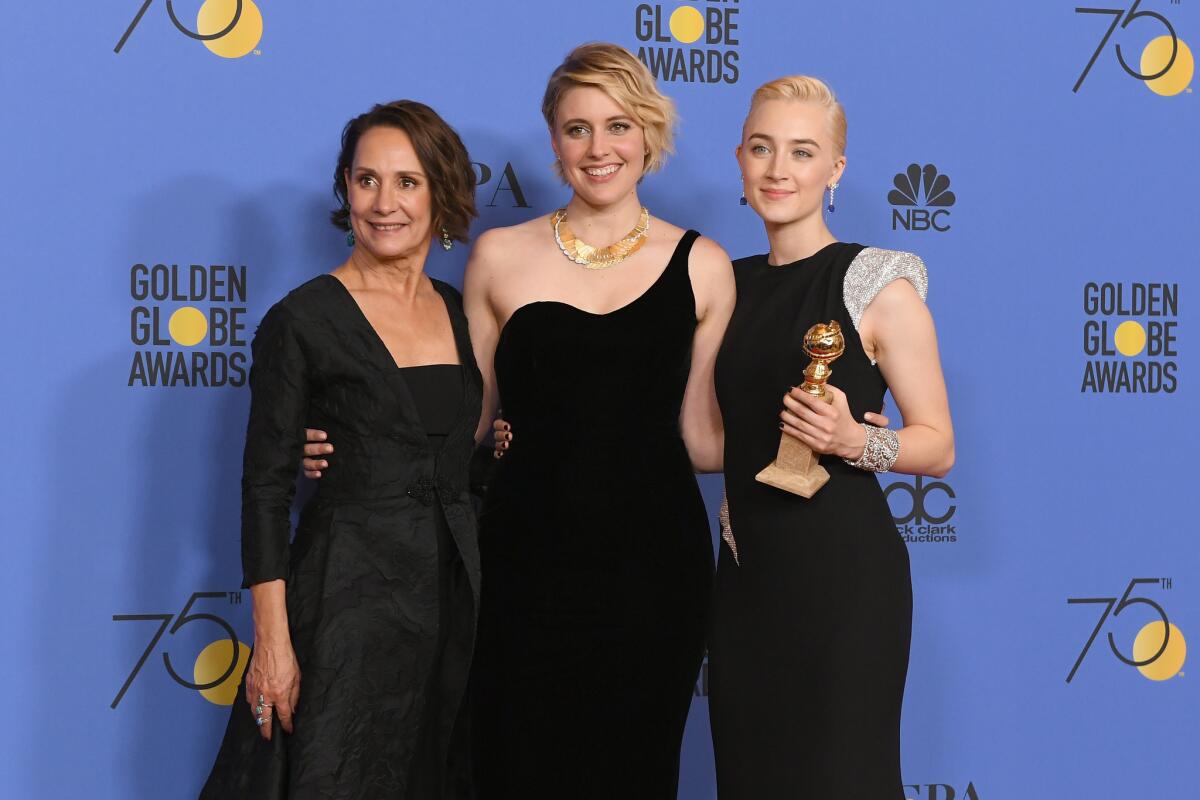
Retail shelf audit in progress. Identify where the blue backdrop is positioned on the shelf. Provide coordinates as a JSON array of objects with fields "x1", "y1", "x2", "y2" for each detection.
[{"x1": 2, "y1": 1, "x2": 1195, "y2": 797}]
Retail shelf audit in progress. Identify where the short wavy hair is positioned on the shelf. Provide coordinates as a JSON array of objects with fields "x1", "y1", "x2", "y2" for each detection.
[
  {"x1": 749, "y1": 76, "x2": 847, "y2": 156},
  {"x1": 541, "y1": 42, "x2": 676, "y2": 179},
  {"x1": 330, "y1": 100, "x2": 477, "y2": 243}
]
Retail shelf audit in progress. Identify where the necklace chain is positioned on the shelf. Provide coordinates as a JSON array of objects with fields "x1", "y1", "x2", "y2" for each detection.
[{"x1": 552, "y1": 207, "x2": 651, "y2": 270}]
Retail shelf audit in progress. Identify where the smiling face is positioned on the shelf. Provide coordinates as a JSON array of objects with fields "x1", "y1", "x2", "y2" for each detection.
[
  {"x1": 344, "y1": 125, "x2": 433, "y2": 261},
  {"x1": 737, "y1": 98, "x2": 846, "y2": 226},
  {"x1": 551, "y1": 85, "x2": 647, "y2": 207}
]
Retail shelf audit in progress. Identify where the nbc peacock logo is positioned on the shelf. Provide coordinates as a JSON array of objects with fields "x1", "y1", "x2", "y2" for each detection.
[
  {"x1": 115, "y1": 0, "x2": 264, "y2": 59},
  {"x1": 888, "y1": 163, "x2": 956, "y2": 233}
]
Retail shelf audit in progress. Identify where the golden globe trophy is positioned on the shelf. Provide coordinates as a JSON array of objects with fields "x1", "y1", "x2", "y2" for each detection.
[{"x1": 755, "y1": 321, "x2": 846, "y2": 498}]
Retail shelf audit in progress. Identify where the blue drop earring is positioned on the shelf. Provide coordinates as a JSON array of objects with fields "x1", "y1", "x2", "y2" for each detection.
[
  {"x1": 739, "y1": 177, "x2": 747, "y2": 206},
  {"x1": 344, "y1": 206, "x2": 355, "y2": 246},
  {"x1": 827, "y1": 183, "x2": 838, "y2": 213}
]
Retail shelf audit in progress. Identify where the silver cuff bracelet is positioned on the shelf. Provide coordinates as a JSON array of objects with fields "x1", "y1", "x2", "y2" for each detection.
[{"x1": 844, "y1": 423, "x2": 900, "y2": 473}]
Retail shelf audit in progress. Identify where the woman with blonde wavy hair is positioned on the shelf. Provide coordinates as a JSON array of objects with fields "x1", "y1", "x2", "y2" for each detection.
[
  {"x1": 709, "y1": 75, "x2": 954, "y2": 798},
  {"x1": 462, "y1": 42, "x2": 734, "y2": 797}
]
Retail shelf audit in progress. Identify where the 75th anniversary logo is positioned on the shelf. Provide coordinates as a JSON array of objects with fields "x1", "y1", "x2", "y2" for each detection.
[
  {"x1": 112, "y1": 591, "x2": 249, "y2": 708},
  {"x1": 115, "y1": 0, "x2": 264, "y2": 59},
  {"x1": 1066, "y1": 577, "x2": 1187, "y2": 683},
  {"x1": 1073, "y1": 0, "x2": 1194, "y2": 95}
]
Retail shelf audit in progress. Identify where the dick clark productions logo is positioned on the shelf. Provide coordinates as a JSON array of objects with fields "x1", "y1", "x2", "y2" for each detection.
[
  {"x1": 888, "y1": 163, "x2": 955, "y2": 233},
  {"x1": 885, "y1": 476, "x2": 957, "y2": 544}
]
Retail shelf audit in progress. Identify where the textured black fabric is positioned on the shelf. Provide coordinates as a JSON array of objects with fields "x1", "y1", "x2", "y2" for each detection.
[
  {"x1": 471, "y1": 232, "x2": 713, "y2": 798},
  {"x1": 710, "y1": 243, "x2": 912, "y2": 799},
  {"x1": 399, "y1": 365, "x2": 463, "y2": 437},
  {"x1": 201, "y1": 275, "x2": 482, "y2": 800}
]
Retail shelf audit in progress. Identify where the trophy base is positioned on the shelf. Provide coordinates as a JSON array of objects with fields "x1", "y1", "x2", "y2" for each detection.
[{"x1": 755, "y1": 461, "x2": 830, "y2": 499}]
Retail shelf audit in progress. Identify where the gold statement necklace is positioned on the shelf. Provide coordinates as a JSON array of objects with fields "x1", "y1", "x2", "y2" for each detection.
[{"x1": 552, "y1": 206, "x2": 651, "y2": 270}]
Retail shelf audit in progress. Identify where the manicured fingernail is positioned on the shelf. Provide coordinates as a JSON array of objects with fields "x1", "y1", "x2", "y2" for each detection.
[
  {"x1": 502, "y1": 423, "x2": 510, "y2": 431},
  {"x1": 778, "y1": 421, "x2": 785, "y2": 429},
  {"x1": 320, "y1": 461, "x2": 328, "y2": 468},
  {"x1": 317, "y1": 432, "x2": 327, "y2": 440}
]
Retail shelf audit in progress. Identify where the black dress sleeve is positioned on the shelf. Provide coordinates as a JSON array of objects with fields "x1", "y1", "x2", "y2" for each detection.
[{"x1": 240, "y1": 302, "x2": 309, "y2": 588}]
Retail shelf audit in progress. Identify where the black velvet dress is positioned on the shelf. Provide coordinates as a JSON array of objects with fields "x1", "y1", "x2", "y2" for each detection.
[
  {"x1": 710, "y1": 243, "x2": 923, "y2": 798},
  {"x1": 201, "y1": 275, "x2": 482, "y2": 800},
  {"x1": 471, "y1": 232, "x2": 712, "y2": 798}
]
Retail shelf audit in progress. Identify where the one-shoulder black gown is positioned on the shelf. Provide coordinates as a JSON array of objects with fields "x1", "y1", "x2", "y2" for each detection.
[{"x1": 472, "y1": 232, "x2": 712, "y2": 798}]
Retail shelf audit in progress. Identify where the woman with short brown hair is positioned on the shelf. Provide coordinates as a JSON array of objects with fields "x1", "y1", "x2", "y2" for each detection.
[{"x1": 201, "y1": 99, "x2": 482, "y2": 799}]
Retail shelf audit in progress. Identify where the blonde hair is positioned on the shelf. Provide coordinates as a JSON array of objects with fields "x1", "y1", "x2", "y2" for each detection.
[
  {"x1": 542, "y1": 42, "x2": 677, "y2": 178},
  {"x1": 749, "y1": 75, "x2": 847, "y2": 156}
]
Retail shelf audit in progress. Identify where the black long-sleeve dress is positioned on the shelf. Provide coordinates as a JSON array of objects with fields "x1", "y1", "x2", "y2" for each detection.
[
  {"x1": 201, "y1": 274, "x2": 482, "y2": 800},
  {"x1": 710, "y1": 243, "x2": 927, "y2": 798}
]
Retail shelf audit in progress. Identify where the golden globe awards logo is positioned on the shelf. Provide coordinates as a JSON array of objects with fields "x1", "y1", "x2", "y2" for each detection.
[
  {"x1": 128, "y1": 263, "x2": 249, "y2": 387},
  {"x1": 634, "y1": 1, "x2": 741, "y2": 84},
  {"x1": 1081, "y1": 282, "x2": 1179, "y2": 393},
  {"x1": 114, "y1": 0, "x2": 264, "y2": 59}
]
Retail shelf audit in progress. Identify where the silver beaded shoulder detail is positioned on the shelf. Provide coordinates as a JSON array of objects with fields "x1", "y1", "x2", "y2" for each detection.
[{"x1": 842, "y1": 247, "x2": 929, "y2": 334}]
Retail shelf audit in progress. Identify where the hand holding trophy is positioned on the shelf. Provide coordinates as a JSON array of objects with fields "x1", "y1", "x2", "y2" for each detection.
[{"x1": 755, "y1": 321, "x2": 845, "y2": 498}]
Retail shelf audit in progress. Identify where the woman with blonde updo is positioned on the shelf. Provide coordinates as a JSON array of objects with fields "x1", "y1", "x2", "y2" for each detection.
[{"x1": 709, "y1": 76, "x2": 954, "y2": 797}]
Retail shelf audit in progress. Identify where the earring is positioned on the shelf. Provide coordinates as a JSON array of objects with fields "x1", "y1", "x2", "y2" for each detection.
[
  {"x1": 827, "y1": 183, "x2": 838, "y2": 213},
  {"x1": 739, "y1": 177, "x2": 747, "y2": 206},
  {"x1": 346, "y1": 229, "x2": 355, "y2": 247},
  {"x1": 441, "y1": 228, "x2": 453, "y2": 251},
  {"x1": 343, "y1": 205, "x2": 355, "y2": 246}
]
